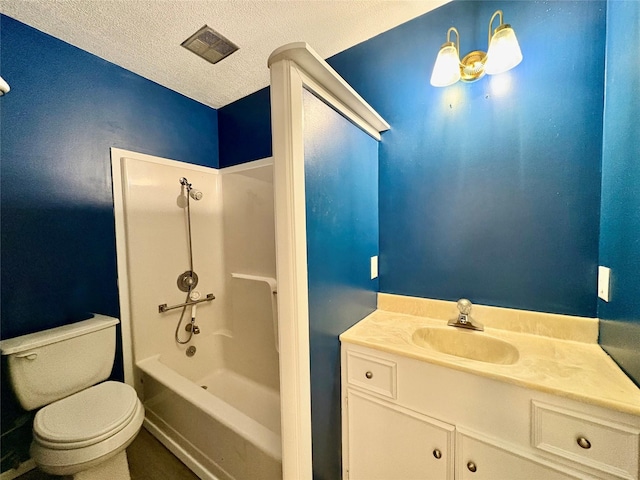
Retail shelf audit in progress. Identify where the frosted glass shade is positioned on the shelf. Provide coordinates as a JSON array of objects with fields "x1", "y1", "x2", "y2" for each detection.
[
  {"x1": 484, "y1": 25, "x2": 522, "y2": 75},
  {"x1": 430, "y1": 44, "x2": 461, "y2": 87}
]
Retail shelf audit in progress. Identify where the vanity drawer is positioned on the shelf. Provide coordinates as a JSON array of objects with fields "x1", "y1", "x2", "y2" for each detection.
[
  {"x1": 346, "y1": 351, "x2": 397, "y2": 399},
  {"x1": 532, "y1": 401, "x2": 640, "y2": 479}
]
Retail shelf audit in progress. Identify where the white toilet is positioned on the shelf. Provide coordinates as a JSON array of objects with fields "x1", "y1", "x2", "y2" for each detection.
[{"x1": 0, "y1": 315, "x2": 144, "y2": 479}]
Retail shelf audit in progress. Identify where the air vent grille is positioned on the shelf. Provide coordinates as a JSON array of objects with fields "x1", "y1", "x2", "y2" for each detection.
[{"x1": 181, "y1": 25, "x2": 238, "y2": 64}]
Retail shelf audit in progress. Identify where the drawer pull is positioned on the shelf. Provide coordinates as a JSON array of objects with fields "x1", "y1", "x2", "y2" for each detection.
[
  {"x1": 365, "y1": 371, "x2": 373, "y2": 379},
  {"x1": 432, "y1": 449, "x2": 442, "y2": 459},
  {"x1": 467, "y1": 461, "x2": 477, "y2": 473},
  {"x1": 577, "y1": 437, "x2": 591, "y2": 449}
]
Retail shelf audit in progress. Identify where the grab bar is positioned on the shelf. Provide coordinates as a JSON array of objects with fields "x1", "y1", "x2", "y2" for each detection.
[{"x1": 158, "y1": 293, "x2": 215, "y2": 313}]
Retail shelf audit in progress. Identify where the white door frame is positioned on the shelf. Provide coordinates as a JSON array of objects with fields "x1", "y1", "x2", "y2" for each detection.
[{"x1": 268, "y1": 43, "x2": 389, "y2": 479}]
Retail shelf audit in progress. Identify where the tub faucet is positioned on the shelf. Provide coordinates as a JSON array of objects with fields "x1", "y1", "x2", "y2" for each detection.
[{"x1": 448, "y1": 298, "x2": 484, "y2": 331}]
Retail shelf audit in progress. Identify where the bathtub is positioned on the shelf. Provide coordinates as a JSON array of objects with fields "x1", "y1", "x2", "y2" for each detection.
[{"x1": 137, "y1": 349, "x2": 282, "y2": 480}]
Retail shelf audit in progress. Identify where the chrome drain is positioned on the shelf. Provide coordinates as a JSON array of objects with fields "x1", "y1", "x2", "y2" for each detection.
[{"x1": 186, "y1": 346, "x2": 196, "y2": 357}]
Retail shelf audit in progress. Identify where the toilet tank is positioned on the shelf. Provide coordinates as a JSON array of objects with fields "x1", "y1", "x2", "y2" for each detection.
[{"x1": 0, "y1": 315, "x2": 119, "y2": 410}]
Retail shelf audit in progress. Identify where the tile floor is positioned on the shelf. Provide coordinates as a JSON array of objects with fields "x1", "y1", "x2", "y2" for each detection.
[{"x1": 15, "y1": 427, "x2": 198, "y2": 480}]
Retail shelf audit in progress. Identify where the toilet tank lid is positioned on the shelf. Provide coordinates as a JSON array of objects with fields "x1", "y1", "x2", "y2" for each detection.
[{"x1": 0, "y1": 315, "x2": 119, "y2": 355}]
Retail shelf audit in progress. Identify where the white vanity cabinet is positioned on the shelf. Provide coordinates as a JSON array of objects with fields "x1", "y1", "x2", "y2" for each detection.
[
  {"x1": 341, "y1": 343, "x2": 640, "y2": 480},
  {"x1": 343, "y1": 349, "x2": 454, "y2": 479},
  {"x1": 346, "y1": 390, "x2": 455, "y2": 479}
]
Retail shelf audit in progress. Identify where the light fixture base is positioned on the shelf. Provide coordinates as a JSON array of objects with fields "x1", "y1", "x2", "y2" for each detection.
[{"x1": 460, "y1": 50, "x2": 487, "y2": 82}]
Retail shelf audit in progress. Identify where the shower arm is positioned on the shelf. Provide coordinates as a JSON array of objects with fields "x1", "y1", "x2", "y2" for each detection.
[{"x1": 158, "y1": 293, "x2": 215, "y2": 313}]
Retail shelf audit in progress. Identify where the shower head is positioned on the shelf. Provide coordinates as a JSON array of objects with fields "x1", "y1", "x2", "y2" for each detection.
[{"x1": 179, "y1": 177, "x2": 202, "y2": 200}]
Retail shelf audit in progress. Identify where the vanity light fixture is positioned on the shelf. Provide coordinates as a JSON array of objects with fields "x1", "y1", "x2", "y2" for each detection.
[
  {"x1": 0, "y1": 76, "x2": 10, "y2": 95},
  {"x1": 430, "y1": 10, "x2": 522, "y2": 87}
]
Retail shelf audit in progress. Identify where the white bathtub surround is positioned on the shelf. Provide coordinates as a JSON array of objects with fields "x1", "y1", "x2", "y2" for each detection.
[
  {"x1": 111, "y1": 149, "x2": 229, "y2": 387},
  {"x1": 231, "y1": 273, "x2": 278, "y2": 352},
  {"x1": 111, "y1": 149, "x2": 280, "y2": 479}
]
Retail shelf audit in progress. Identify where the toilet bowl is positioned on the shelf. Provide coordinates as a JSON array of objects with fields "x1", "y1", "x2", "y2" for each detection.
[
  {"x1": 0, "y1": 315, "x2": 144, "y2": 479},
  {"x1": 31, "y1": 381, "x2": 145, "y2": 477}
]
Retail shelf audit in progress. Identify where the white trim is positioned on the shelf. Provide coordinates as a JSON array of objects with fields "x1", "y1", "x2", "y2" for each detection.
[
  {"x1": 268, "y1": 43, "x2": 390, "y2": 136},
  {"x1": 298, "y1": 69, "x2": 382, "y2": 141},
  {"x1": 110, "y1": 148, "x2": 219, "y2": 386},
  {"x1": 110, "y1": 147, "x2": 135, "y2": 387},
  {"x1": 271, "y1": 58, "x2": 314, "y2": 480},
  {"x1": 219, "y1": 157, "x2": 273, "y2": 175},
  {"x1": 269, "y1": 43, "x2": 389, "y2": 480}
]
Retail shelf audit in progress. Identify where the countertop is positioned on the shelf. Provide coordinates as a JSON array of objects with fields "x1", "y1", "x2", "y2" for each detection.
[{"x1": 340, "y1": 296, "x2": 640, "y2": 417}]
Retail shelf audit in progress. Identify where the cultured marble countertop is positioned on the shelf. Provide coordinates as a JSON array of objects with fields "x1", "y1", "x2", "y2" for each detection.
[{"x1": 340, "y1": 297, "x2": 640, "y2": 417}]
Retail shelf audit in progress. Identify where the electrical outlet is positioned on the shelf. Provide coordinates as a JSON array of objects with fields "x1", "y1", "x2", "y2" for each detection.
[{"x1": 598, "y1": 266, "x2": 611, "y2": 302}]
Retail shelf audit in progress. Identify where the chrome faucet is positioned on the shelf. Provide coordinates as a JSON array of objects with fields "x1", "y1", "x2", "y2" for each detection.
[
  {"x1": 448, "y1": 298, "x2": 484, "y2": 331},
  {"x1": 185, "y1": 322, "x2": 200, "y2": 335}
]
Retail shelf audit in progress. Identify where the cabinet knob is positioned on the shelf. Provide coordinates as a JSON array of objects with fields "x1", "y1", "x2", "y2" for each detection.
[
  {"x1": 432, "y1": 449, "x2": 442, "y2": 459},
  {"x1": 467, "y1": 461, "x2": 477, "y2": 473},
  {"x1": 577, "y1": 437, "x2": 591, "y2": 449},
  {"x1": 365, "y1": 371, "x2": 373, "y2": 379}
]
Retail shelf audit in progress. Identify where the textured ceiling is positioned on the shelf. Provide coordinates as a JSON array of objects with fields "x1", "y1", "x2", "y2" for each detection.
[{"x1": 1, "y1": 0, "x2": 449, "y2": 108}]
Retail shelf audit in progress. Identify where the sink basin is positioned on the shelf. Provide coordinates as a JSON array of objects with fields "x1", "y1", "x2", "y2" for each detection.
[{"x1": 411, "y1": 327, "x2": 519, "y2": 365}]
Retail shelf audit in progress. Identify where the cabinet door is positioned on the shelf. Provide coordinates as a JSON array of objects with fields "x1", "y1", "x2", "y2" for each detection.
[
  {"x1": 457, "y1": 430, "x2": 584, "y2": 480},
  {"x1": 346, "y1": 390, "x2": 454, "y2": 480}
]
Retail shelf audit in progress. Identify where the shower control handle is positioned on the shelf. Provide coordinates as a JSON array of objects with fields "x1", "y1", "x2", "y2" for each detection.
[
  {"x1": 177, "y1": 271, "x2": 199, "y2": 292},
  {"x1": 185, "y1": 323, "x2": 201, "y2": 334}
]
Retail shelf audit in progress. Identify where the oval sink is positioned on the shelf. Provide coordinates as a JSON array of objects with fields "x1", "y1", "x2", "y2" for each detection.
[{"x1": 411, "y1": 327, "x2": 519, "y2": 365}]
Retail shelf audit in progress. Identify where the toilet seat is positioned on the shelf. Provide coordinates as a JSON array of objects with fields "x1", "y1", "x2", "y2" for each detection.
[
  {"x1": 33, "y1": 381, "x2": 139, "y2": 449},
  {"x1": 31, "y1": 382, "x2": 145, "y2": 476}
]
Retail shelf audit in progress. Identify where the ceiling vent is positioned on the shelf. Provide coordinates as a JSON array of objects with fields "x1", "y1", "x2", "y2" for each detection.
[{"x1": 181, "y1": 25, "x2": 239, "y2": 65}]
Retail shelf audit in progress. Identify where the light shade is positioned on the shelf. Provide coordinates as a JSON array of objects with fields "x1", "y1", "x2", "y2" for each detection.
[
  {"x1": 430, "y1": 43, "x2": 461, "y2": 87},
  {"x1": 0, "y1": 76, "x2": 10, "y2": 95},
  {"x1": 484, "y1": 25, "x2": 523, "y2": 75}
]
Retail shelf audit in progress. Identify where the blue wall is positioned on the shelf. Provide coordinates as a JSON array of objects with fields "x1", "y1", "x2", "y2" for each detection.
[
  {"x1": 222, "y1": 1, "x2": 608, "y2": 319},
  {"x1": 303, "y1": 89, "x2": 379, "y2": 479},
  {"x1": 218, "y1": 86, "x2": 271, "y2": 167},
  {"x1": 0, "y1": 15, "x2": 219, "y2": 471},
  {"x1": 598, "y1": 0, "x2": 640, "y2": 386},
  {"x1": 329, "y1": 0, "x2": 606, "y2": 318},
  {"x1": 1, "y1": 15, "x2": 219, "y2": 337}
]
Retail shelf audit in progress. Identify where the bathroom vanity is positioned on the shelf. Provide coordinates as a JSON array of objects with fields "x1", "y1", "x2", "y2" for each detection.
[{"x1": 340, "y1": 295, "x2": 640, "y2": 480}]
